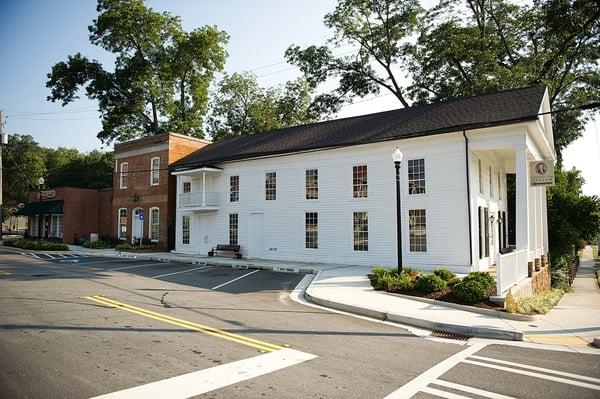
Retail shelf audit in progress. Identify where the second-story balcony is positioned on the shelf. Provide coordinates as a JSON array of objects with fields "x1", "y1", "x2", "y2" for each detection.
[{"x1": 179, "y1": 191, "x2": 220, "y2": 210}]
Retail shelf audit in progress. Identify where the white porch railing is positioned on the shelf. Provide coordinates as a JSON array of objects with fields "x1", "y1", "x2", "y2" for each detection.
[
  {"x1": 179, "y1": 192, "x2": 219, "y2": 208},
  {"x1": 496, "y1": 249, "x2": 528, "y2": 295}
]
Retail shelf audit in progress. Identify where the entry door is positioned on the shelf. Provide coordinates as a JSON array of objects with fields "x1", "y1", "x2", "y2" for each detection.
[
  {"x1": 132, "y1": 208, "x2": 143, "y2": 243},
  {"x1": 198, "y1": 213, "x2": 215, "y2": 255},
  {"x1": 248, "y1": 213, "x2": 264, "y2": 258}
]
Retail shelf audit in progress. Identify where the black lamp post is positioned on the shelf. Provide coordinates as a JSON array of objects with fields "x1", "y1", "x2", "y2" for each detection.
[
  {"x1": 37, "y1": 177, "x2": 45, "y2": 242},
  {"x1": 393, "y1": 146, "x2": 404, "y2": 273}
]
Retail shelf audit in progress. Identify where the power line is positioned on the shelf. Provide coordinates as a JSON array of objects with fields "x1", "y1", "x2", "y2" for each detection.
[{"x1": 4, "y1": 105, "x2": 98, "y2": 115}]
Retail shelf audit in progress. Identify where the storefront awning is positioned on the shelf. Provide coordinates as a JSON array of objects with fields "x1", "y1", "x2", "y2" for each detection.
[{"x1": 17, "y1": 200, "x2": 64, "y2": 216}]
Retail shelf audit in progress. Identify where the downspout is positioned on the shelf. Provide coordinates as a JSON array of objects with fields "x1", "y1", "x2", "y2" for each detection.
[{"x1": 463, "y1": 131, "x2": 473, "y2": 268}]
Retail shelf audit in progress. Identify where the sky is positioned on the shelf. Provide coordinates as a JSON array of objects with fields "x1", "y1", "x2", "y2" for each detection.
[{"x1": 0, "y1": 0, "x2": 598, "y2": 195}]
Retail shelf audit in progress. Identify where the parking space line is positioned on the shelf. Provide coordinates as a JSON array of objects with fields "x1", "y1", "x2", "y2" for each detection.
[
  {"x1": 57, "y1": 254, "x2": 69, "y2": 258},
  {"x1": 45, "y1": 253, "x2": 56, "y2": 259},
  {"x1": 469, "y1": 355, "x2": 600, "y2": 384},
  {"x1": 432, "y1": 379, "x2": 516, "y2": 399},
  {"x1": 152, "y1": 266, "x2": 211, "y2": 279},
  {"x1": 212, "y1": 269, "x2": 260, "y2": 290},
  {"x1": 0, "y1": 270, "x2": 11, "y2": 275},
  {"x1": 83, "y1": 295, "x2": 283, "y2": 352},
  {"x1": 106, "y1": 263, "x2": 166, "y2": 271},
  {"x1": 28, "y1": 253, "x2": 42, "y2": 259},
  {"x1": 421, "y1": 386, "x2": 470, "y2": 399},
  {"x1": 383, "y1": 344, "x2": 487, "y2": 398},
  {"x1": 89, "y1": 348, "x2": 317, "y2": 399},
  {"x1": 462, "y1": 359, "x2": 600, "y2": 391}
]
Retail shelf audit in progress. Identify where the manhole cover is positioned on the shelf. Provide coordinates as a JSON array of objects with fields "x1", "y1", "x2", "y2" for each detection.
[{"x1": 431, "y1": 330, "x2": 472, "y2": 341}]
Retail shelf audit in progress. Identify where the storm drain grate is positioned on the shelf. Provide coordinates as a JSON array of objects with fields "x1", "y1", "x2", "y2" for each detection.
[{"x1": 430, "y1": 330, "x2": 472, "y2": 341}]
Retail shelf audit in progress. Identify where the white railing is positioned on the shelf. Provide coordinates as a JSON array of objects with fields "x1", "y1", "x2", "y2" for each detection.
[
  {"x1": 179, "y1": 192, "x2": 219, "y2": 208},
  {"x1": 496, "y1": 249, "x2": 528, "y2": 295}
]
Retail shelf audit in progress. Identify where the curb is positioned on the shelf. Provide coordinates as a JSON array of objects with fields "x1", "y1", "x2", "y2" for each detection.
[
  {"x1": 304, "y1": 272, "x2": 524, "y2": 342},
  {"x1": 380, "y1": 291, "x2": 539, "y2": 322},
  {"x1": 594, "y1": 337, "x2": 600, "y2": 349}
]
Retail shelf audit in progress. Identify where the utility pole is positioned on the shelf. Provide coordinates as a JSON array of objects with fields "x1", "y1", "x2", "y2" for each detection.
[{"x1": 0, "y1": 111, "x2": 7, "y2": 241}]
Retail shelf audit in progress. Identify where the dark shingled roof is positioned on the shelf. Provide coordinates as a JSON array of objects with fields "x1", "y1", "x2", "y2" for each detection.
[{"x1": 172, "y1": 85, "x2": 547, "y2": 169}]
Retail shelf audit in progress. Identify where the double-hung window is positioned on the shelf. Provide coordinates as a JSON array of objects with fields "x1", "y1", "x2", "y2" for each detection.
[
  {"x1": 409, "y1": 209, "x2": 427, "y2": 252},
  {"x1": 408, "y1": 159, "x2": 426, "y2": 194},
  {"x1": 50, "y1": 215, "x2": 64, "y2": 238},
  {"x1": 305, "y1": 212, "x2": 318, "y2": 249},
  {"x1": 230, "y1": 176, "x2": 239, "y2": 202},
  {"x1": 306, "y1": 169, "x2": 318, "y2": 199},
  {"x1": 353, "y1": 212, "x2": 368, "y2": 251},
  {"x1": 265, "y1": 172, "x2": 276, "y2": 200},
  {"x1": 118, "y1": 208, "x2": 127, "y2": 239},
  {"x1": 120, "y1": 162, "x2": 128, "y2": 189},
  {"x1": 149, "y1": 207, "x2": 159, "y2": 242},
  {"x1": 353, "y1": 165, "x2": 367, "y2": 198},
  {"x1": 183, "y1": 181, "x2": 191, "y2": 193},
  {"x1": 150, "y1": 157, "x2": 160, "y2": 186},
  {"x1": 229, "y1": 214, "x2": 238, "y2": 245},
  {"x1": 182, "y1": 215, "x2": 190, "y2": 245}
]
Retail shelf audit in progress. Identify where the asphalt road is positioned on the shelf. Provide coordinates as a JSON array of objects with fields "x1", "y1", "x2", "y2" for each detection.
[{"x1": 0, "y1": 249, "x2": 599, "y2": 399}]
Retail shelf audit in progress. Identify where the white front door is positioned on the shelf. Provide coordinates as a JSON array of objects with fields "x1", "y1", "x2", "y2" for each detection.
[
  {"x1": 198, "y1": 213, "x2": 215, "y2": 255},
  {"x1": 132, "y1": 208, "x2": 144, "y2": 243},
  {"x1": 248, "y1": 213, "x2": 264, "y2": 258}
]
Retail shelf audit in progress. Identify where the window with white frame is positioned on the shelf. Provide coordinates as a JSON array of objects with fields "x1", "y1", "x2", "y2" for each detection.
[
  {"x1": 489, "y1": 166, "x2": 494, "y2": 198},
  {"x1": 409, "y1": 209, "x2": 427, "y2": 252},
  {"x1": 408, "y1": 158, "x2": 426, "y2": 194},
  {"x1": 120, "y1": 162, "x2": 128, "y2": 189},
  {"x1": 150, "y1": 157, "x2": 160, "y2": 186},
  {"x1": 353, "y1": 212, "x2": 368, "y2": 251},
  {"x1": 265, "y1": 172, "x2": 276, "y2": 200},
  {"x1": 230, "y1": 176, "x2": 239, "y2": 202},
  {"x1": 149, "y1": 207, "x2": 159, "y2": 242},
  {"x1": 183, "y1": 181, "x2": 191, "y2": 193},
  {"x1": 50, "y1": 214, "x2": 63, "y2": 238},
  {"x1": 229, "y1": 213, "x2": 238, "y2": 245},
  {"x1": 478, "y1": 159, "x2": 483, "y2": 194},
  {"x1": 182, "y1": 215, "x2": 190, "y2": 244},
  {"x1": 353, "y1": 165, "x2": 368, "y2": 198},
  {"x1": 306, "y1": 169, "x2": 318, "y2": 199},
  {"x1": 118, "y1": 208, "x2": 127, "y2": 239},
  {"x1": 305, "y1": 212, "x2": 318, "y2": 249},
  {"x1": 497, "y1": 171, "x2": 502, "y2": 200},
  {"x1": 30, "y1": 216, "x2": 39, "y2": 237}
]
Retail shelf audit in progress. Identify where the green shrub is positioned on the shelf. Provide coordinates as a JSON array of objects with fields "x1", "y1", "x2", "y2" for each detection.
[
  {"x1": 414, "y1": 273, "x2": 447, "y2": 293},
  {"x1": 394, "y1": 272, "x2": 415, "y2": 291},
  {"x1": 4, "y1": 238, "x2": 69, "y2": 251},
  {"x1": 551, "y1": 255, "x2": 573, "y2": 288},
  {"x1": 433, "y1": 268, "x2": 457, "y2": 282},
  {"x1": 516, "y1": 289, "x2": 565, "y2": 315},
  {"x1": 453, "y1": 280, "x2": 487, "y2": 303},
  {"x1": 446, "y1": 277, "x2": 461, "y2": 286},
  {"x1": 372, "y1": 266, "x2": 390, "y2": 279},
  {"x1": 462, "y1": 272, "x2": 495, "y2": 289},
  {"x1": 403, "y1": 267, "x2": 422, "y2": 278},
  {"x1": 115, "y1": 243, "x2": 157, "y2": 251},
  {"x1": 376, "y1": 273, "x2": 394, "y2": 290}
]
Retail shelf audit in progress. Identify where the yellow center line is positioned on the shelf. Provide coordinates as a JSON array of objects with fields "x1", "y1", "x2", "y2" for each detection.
[{"x1": 83, "y1": 295, "x2": 283, "y2": 352}]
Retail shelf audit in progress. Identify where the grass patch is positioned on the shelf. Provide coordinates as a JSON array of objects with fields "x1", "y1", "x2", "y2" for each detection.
[
  {"x1": 515, "y1": 289, "x2": 565, "y2": 315},
  {"x1": 4, "y1": 238, "x2": 69, "y2": 251}
]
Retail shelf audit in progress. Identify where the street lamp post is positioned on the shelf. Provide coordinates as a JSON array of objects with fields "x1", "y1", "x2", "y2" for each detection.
[
  {"x1": 393, "y1": 146, "x2": 404, "y2": 273},
  {"x1": 37, "y1": 177, "x2": 45, "y2": 242}
]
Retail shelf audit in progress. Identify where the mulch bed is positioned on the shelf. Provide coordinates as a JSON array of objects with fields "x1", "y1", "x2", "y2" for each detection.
[{"x1": 367, "y1": 274, "x2": 502, "y2": 310}]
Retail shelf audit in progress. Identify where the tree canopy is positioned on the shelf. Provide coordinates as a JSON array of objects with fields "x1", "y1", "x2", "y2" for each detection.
[
  {"x1": 206, "y1": 72, "x2": 332, "y2": 141},
  {"x1": 46, "y1": 0, "x2": 228, "y2": 143}
]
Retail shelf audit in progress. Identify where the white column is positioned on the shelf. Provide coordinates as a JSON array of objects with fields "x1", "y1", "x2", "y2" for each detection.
[
  {"x1": 515, "y1": 147, "x2": 530, "y2": 259},
  {"x1": 541, "y1": 187, "x2": 549, "y2": 255},
  {"x1": 202, "y1": 172, "x2": 206, "y2": 207}
]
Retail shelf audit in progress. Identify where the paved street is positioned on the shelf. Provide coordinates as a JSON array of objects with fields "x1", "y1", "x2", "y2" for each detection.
[{"x1": 1, "y1": 250, "x2": 599, "y2": 399}]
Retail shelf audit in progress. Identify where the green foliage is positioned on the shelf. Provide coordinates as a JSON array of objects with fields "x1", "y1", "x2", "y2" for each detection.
[
  {"x1": 207, "y1": 72, "x2": 330, "y2": 141},
  {"x1": 402, "y1": 267, "x2": 422, "y2": 278},
  {"x1": 46, "y1": 0, "x2": 228, "y2": 143},
  {"x1": 371, "y1": 266, "x2": 415, "y2": 291},
  {"x1": 4, "y1": 238, "x2": 69, "y2": 251},
  {"x1": 115, "y1": 242, "x2": 157, "y2": 251},
  {"x1": 548, "y1": 168, "x2": 600, "y2": 259},
  {"x1": 433, "y1": 268, "x2": 456, "y2": 282},
  {"x1": 414, "y1": 273, "x2": 447, "y2": 293},
  {"x1": 452, "y1": 280, "x2": 488, "y2": 303},
  {"x1": 81, "y1": 235, "x2": 121, "y2": 249},
  {"x1": 515, "y1": 289, "x2": 565, "y2": 315},
  {"x1": 550, "y1": 254, "x2": 574, "y2": 289},
  {"x1": 462, "y1": 272, "x2": 496, "y2": 290}
]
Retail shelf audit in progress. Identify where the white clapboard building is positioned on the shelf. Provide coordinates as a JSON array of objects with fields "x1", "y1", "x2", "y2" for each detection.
[{"x1": 170, "y1": 86, "x2": 555, "y2": 294}]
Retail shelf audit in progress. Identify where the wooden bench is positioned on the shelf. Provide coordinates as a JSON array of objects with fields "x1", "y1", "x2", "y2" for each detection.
[{"x1": 209, "y1": 244, "x2": 242, "y2": 259}]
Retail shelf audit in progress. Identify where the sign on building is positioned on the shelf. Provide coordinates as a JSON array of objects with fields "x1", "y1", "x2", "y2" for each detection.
[
  {"x1": 530, "y1": 159, "x2": 555, "y2": 186},
  {"x1": 36, "y1": 190, "x2": 57, "y2": 200}
]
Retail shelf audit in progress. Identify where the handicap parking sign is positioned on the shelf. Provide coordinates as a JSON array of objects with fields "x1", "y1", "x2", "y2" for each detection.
[{"x1": 139, "y1": 213, "x2": 144, "y2": 220}]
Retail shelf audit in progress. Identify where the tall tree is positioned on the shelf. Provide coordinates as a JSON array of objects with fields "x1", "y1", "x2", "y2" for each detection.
[
  {"x1": 206, "y1": 72, "x2": 330, "y2": 140},
  {"x1": 285, "y1": 0, "x2": 423, "y2": 108},
  {"x1": 46, "y1": 0, "x2": 228, "y2": 143}
]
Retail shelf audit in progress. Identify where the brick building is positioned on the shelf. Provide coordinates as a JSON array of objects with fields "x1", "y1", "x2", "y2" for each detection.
[
  {"x1": 19, "y1": 133, "x2": 208, "y2": 250},
  {"x1": 111, "y1": 133, "x2": 208, "y2": 250},
  {"x1": 18, "y1": 187, "x2": 113, "y2": 244}
]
